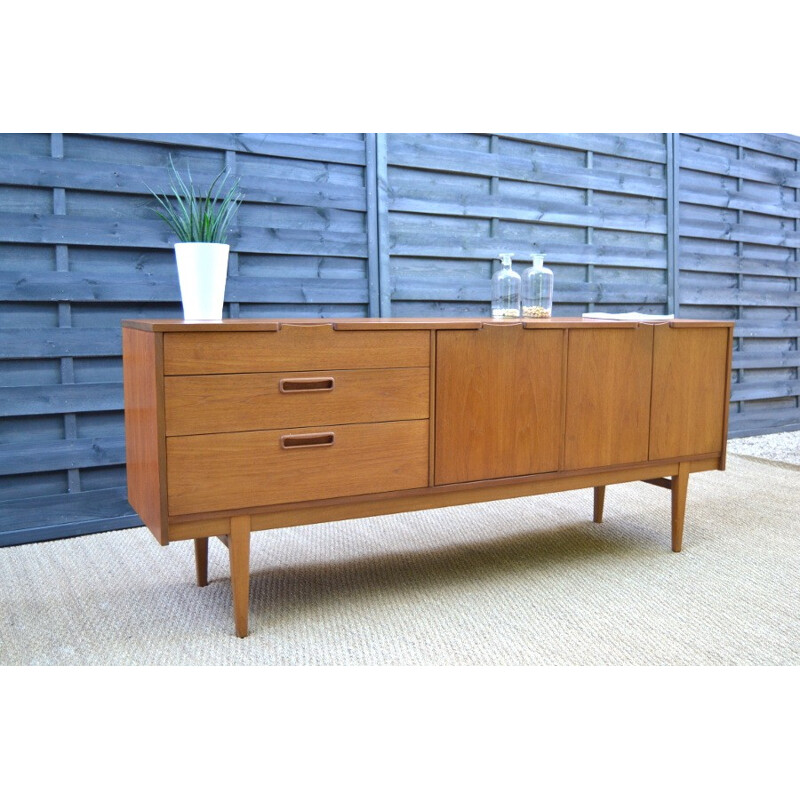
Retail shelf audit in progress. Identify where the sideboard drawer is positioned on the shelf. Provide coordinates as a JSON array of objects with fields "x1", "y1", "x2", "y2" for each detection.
[
  {"x1": 164, "y1": 328, "x2": 430, "y2": 375},
  {"x1": 165, "y1": 367, "x2": 429, "y2": 436},
  {"x1": 166, "y1": 420, "x2": 430, "y2": 515}
]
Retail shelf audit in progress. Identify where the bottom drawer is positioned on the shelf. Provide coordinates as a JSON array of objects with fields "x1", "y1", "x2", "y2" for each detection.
[{"x1": 167, "y1": 420, "x2": 429, "y2": 516}]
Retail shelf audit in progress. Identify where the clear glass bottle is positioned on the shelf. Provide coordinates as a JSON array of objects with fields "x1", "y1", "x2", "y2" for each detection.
[
  {"x1": 522, "y1": 253, "x2": 553, "y2": 318},
  {"x1": 491, "y1": 252, "x2": 521, "y2": 319}
]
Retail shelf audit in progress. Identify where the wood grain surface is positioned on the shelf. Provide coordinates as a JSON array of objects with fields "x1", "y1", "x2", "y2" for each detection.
[
  {"x1": 163, "y1": 326, "x2": 430, "y2": 375},
  {"x1": 564, "y1": 326, "x2": 654, "y2": 470},
  {"x1": 165, "y1": 367, "x2": 429, "y2": 436},
  {"x1": 166, "y1": 420, "x2": 429, "y2": 515},
  {"x1": 434, "y1": 326, "x2": 564, "y2": 484},
  {"x1": 649, "y1": 325, "x2": 731, "y2": 460},
  {"x1": 122, "y1": 327, "x2": 167, "y2": 543}
]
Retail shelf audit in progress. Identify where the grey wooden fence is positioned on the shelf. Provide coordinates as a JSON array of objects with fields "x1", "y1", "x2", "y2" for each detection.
[
  {"x1": 675, "y1": 133, "x2": 800, "y2": 437},
  {"x1": 379, "y1": 133, "x2": 670, "y2": 317},
  {"x1": 1, "y1": 132, "x2": 798, "y2": 546},
  {"x1": 0, "y1": 133, "x2": 376, "y2": 546}
]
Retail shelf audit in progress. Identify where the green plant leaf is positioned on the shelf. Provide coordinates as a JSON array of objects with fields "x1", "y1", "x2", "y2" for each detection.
[{"x1": 146, "y1": 155, "x2": 243, "y2": 244}]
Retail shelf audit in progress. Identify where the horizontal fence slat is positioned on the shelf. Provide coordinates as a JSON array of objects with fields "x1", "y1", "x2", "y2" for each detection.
[
  {"x1": 728, "y1": 413, "x2": 800, "y2": 438},
  {"x1": 730, "y1": 378, "x2": 800, "y2": 402},
  {"x1": 229, "y1": 278, "x2": 367, "y2": 305},
  {"x1": 387, "y1": 194, "x2": 667, "y2": 234},
  {"x1": 0, "y1": 382, "x2": 123, "y2": 416},
  {"x1": 733, "y1": 321, "x2": 800, "y2": 338},
  {"x1": 680, "y1": 287, "x2": 800, "y2": 307},
  {"x1": 680, "y1": 150, "x2": 800, "y2": 189},
  {"x1": 679, "y1": 219, "x2": 800, "y2": 249},
  {"x1": 392, "y1": 276, "x2": 667, "y2": 304},
  {"x1": 0, "y1": 512, "x2": 141, "y2": 547},
  {"x1": 235, "y1": 228, "x2": 367, "y2": 257},
  {"x1": 678, "y1": 253, "x2": 800, "y2": 279},
  {"x1": 0, "y1": 272, "x2": 369, "y2": 304},
  {"x1": 0, "y1": 436, "x2": 126, "y2": 475},
  {"x1": 0, "y1": 486, "x2": 137, "y2": 545},
  {"x1": 733, "y1": 352, "x2": 800, "y2": 369},
  {"x1": 390, "y1": 236, "x2": 667, "y2": 269},
  {"x1": 0, "y1": 213, "x2": 368, "y2": 256},
  {"x1": 0, "y1": 328, "x2": 123, "y2": 358},
  {"x1": 0, "y1": 154, "x2": 367, "y2": 211},
  {"x1": 494, "y1": 133, "x2": 667, "y2": 163},
  {"x1": 0, "y1": 270, "x2": 176, "y2": 302},
  {"x1": 90, "y1": 133, "x2": 367, "y2": 166},
  {"x1": 679, "y1": 184, "x2": 800, "y2": 221},
  {"x1": 388, "y1": 139, "x2": 668, "y2": 198},
  {"x1": 686, "y1": 133, "x2": 800, "y2": 161}
]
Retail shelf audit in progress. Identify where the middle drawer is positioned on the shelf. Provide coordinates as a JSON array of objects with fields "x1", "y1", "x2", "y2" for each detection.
[{"x1": 164, "y1": 367, "x2": 430, "y2": 436}]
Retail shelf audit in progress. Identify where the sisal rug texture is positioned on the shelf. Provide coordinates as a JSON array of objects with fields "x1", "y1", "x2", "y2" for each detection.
[
  {"x1": 726, "y1": 430, "x2": 800, "y2": 466},
  {"x1": 1, "y1": 454, "x2": 798, "y2": 666}
]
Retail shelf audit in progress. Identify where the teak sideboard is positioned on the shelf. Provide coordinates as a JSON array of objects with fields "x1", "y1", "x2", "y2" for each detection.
[{"x1": 122, "y1": 317, "x2": 734, "y2": 637}]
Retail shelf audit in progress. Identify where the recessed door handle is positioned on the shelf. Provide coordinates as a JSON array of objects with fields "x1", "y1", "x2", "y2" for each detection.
[
  {"x1": 280, "y1": 432, "x2": 335, "y2": 449},
  {"x1": 279, "y1": 377, "x2": 335, "y2": 393}
]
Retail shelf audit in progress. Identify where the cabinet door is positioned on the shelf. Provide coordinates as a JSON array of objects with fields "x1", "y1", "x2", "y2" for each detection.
[
  {"x1": 649, "y1": 325, "x2": 731, "y2": 460},
  {"x1": 434, "y1": 326, "x2": 564, "y2": 485},
  {"x1": 564, "y1": 325, "x2": 653, "y2": 470}
]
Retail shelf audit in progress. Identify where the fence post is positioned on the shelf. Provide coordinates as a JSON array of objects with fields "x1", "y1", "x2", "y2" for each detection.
[
  {"x1": 364, "y1": 133, "x2": 381, "y2": 317},
  {"x1": 375, "y1": 133, "x2": 392, "y2": 317},
  {"x1": 666, "y1": 132, "x2": 680, "y2": 316}
]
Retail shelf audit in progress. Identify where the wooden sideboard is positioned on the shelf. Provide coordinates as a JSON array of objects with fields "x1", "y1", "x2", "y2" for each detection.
[{"x1": 122, "y1": 317, "x2": 734, "y2": 637}]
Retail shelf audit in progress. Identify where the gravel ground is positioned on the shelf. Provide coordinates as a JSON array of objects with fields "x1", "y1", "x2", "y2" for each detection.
[{"x1": 727, "y1": 430, "x2": 800, "y2": 466}]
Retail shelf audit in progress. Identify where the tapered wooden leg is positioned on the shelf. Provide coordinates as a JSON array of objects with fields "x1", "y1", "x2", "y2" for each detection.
[
  {"x1": 671, "y1": 463, "x2": 690, "y2": 553},
  {"x1": 194, "y1": 538, "x2": 209, "y2": 587},
  {"x1": 229, "y1": 515, "x2": 251, "y2": 638},
  {"x1": 593, "y1": 486, "x2": 606, "y2": 523}
]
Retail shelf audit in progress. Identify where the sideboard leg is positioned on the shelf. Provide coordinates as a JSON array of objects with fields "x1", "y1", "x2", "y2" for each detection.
[
  {"x1": 194, "y1": 538, "x2": 209, "y2": 587},
  {"x1": 229, "y1": 515, "x2": 252, "y2": 638},
  {"x1": 671, "y1": 463, "x2": 690, "y2": 553},
  {"x1": 593, "y1": 486, "x2": 606, "y2": 523}
]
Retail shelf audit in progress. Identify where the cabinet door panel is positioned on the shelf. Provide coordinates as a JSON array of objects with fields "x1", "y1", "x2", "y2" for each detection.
[
  {"x1": 564, "y1": 326, "x2": 653, "y2": 470},
  {"x1": 435, "y1": 326, "x2": 564, "y2": 485},
  {"x1": 649, "y1": 326, "x2": 730, "y2": 460}
]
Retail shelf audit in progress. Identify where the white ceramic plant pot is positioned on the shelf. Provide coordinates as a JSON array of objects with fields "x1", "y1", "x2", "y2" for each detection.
[{"x1": 174, "y1": 242, "x2": 230, "y2": 321}]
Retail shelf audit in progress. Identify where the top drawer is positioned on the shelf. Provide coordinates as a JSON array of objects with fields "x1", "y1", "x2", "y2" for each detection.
[{"x1": 163, "y1": 326, "x2": 430, "y2": 375}]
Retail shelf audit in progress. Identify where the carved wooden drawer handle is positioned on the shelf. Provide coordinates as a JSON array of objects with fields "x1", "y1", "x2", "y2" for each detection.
[
  {"x1": 279, "y1": 377, "x2": 335, "y2": 393},
  {"x1": 280, "y1": 432, "x2": 335, "y2": 449}
]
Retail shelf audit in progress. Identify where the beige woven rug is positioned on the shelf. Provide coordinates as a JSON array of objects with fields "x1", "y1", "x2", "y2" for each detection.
[{"x1": 1, "y1": 453, "x2": 798, "y2": 666}]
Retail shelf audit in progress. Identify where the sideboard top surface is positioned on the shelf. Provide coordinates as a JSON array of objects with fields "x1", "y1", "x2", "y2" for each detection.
[{"x1": 122, "y1": 317, "x2": 735, "y2": 333}]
